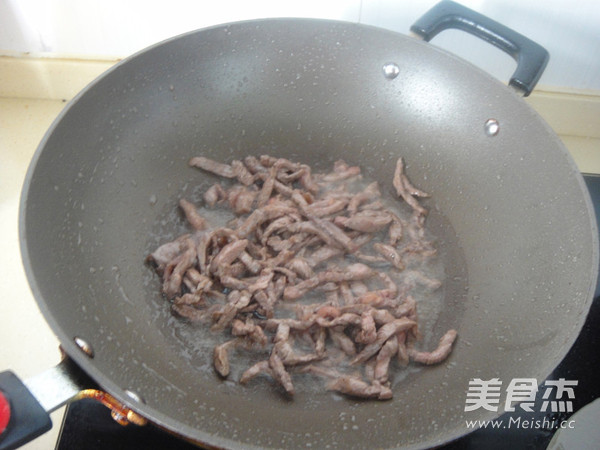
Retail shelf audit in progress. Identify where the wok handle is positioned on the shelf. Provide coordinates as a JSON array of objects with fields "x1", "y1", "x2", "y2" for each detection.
[
  {"x1": 410, "y1": 0, "x2": 549, "y2": 96},
  {"x1": 0, "y1": 358, "x2": 148, "y2": 449},
  {"x1": 0, "y1": 371, "x2": 51, "y2": 450}
]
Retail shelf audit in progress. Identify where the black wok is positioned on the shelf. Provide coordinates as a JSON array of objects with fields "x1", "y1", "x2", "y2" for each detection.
[{"x1": 3, "y1": 2, "x2": 598, "y2": 449}]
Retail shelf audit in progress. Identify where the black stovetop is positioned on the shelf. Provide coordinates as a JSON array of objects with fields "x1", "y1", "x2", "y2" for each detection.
[{"x1": 55, "y1": 175, "x2": 600, "y2": 450}]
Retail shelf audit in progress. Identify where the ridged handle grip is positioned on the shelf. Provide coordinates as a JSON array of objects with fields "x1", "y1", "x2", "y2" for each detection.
[
  {"x1": 0, "y1": 371, "x2": 51, "y2": 450},
  {"x1": 410, "y1": 1, "x2": 549, "y2": 96}
]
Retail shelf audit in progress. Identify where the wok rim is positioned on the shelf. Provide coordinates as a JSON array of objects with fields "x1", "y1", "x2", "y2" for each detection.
[{"x1": 18, "y1": 17, "x2": 600, "y2": 449}]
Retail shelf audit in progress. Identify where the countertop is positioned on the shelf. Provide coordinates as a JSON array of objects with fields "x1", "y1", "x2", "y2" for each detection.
[
  {"x1": 1, "y1": 97, "x2": 67, "y2": 449},
  {"x1": 1, "y1": 55, "x2": 599, "y2": 449}
]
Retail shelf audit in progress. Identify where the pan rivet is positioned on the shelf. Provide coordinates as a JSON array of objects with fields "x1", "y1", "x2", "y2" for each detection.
[
  {"x1": 382, "y1": 63, "x2": 400, "y2": 80},
  {"x1": 74, "y1": 337, "x2": 94, "y2": 358},
  {"x1": 484, "y1": 119, "x2": 500, "y2": 136},
  {"x1": 125, "y1": 390, "x2": 145, "y2": 404}
]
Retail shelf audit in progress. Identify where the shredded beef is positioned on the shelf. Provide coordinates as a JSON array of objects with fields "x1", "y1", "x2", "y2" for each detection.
[{"x1": 147, "y1": 155, "x2": 456, "y2": 399}]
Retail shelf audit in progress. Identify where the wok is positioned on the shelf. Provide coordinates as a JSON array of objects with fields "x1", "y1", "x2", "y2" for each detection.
[{"x1": 2, "y1": 1, "x2": 598, "y2": 449}]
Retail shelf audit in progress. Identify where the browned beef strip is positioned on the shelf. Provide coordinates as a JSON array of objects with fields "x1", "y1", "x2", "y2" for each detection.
[
  {"x1": 227, "y1": 185, "x2": 257, "y2": 215},
  {"x1": 209, "y1": 239, "x2": 248, "y2": 274},
  {"x1": 328, "y1": 327, "x2": 357, "y2": 356},
  {"x1": 147, "y1": 240, "x2": 184, "y2": 269},
  {"x1": 268, "y1": 351, "x2": 295, "y2": 395},
  {"x1": 213, "y1": 339, "x2": 238, "y2": 377},
  {"x1": 352, "y1": 318, "x2": 417, "y2": 365},
  {"x1": 231, "y1": 160, "x2": 255, "y2": 186},
  {"x1": 203, "y1": 183, "x2": 227, "y2": 207},
  {"x1": 189, "y1": 156, "x2": 235, "y2": 178},
  {"x1": 179, "y1": 199, "x2": 208, "y2": 230},
  {"x1": 392, "y1": 157, "x2": 427, "y2": 217},
  {"x1": 163, "y1": 243, "x2": 197, "y2": 298},
  {"x1": 373, "y1": 242, "x2": 405, "y2": 270},
  {"x1": 374, "y1": 337, "x2": 399, "y2": 383},
  {"x1": 327, "y1": 375, "x2": 392, "y2": 400},
  {"x1": 409, "y1": 329, "x2": 457, "y2": 365},
  {"x1": 320, "y1": 160, "x2": 361, "y2": 183},
  {"x1": 231, "y1": 318, "x2": 268, "y2": 346},
  {"x1": 239, "y1": 360, "x2": 273, "y2": 384},
  {"x1": 336, "y1": 211, "x2": 391, "y2": 233},
  {"x1": 347, "y1": 182, "x2": 381, "y2": 213}
]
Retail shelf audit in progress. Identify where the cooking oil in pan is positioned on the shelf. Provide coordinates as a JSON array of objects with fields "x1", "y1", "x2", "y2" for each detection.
[{"x1": 141, "y1": 161, "x2": 467, "y2": 404}]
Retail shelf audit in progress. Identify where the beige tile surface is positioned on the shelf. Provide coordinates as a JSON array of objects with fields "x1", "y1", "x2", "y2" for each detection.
[
  {"x1": 0, "y1": 98, "x2": 67, "y2": 449},
  {"x1": 0, "y1": 56, "x2": 117, "y2": 101}
]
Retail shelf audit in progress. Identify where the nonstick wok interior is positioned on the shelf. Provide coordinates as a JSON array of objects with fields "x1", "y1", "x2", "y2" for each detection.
[{"x1": 20, "y1": 19, "x2": 597, "y2": 449}]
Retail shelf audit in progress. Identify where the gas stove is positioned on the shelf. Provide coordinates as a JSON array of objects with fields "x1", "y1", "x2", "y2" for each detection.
[{"x1": 54, "y1": 174, "x2": 600, "y2": 450}]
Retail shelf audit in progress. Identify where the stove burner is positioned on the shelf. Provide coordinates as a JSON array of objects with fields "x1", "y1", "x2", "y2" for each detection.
[{"x1": 56, "y1": 398, "x2": 197, "y2": 449}]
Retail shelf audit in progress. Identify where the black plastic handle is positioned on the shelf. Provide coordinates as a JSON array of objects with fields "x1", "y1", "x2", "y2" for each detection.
[
  {"x1": 410, "y1": 0, "x2": 549, "y2": 96},
  {"x1": 0, "y1": 371, "x2": 51, "y2": 450}
]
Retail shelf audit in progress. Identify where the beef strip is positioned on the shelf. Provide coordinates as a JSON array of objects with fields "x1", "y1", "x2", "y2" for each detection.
[
  {"x1": 373, "y1": 243, "x2": 405, "y2": 271},
  {"x1": 268, "y1": 351, "x2": 295, "y2": 395},
  {"x1": 231, "y1": 318, "x2": 268, "y2": 346},
  {"x1": 388, "y1": 215, "x2": 404, "y2": 245},
  {"x1": 213, "y1": 338, "x2": 238, "y2": 377},
  {"x1": 320, "y1": 160, "x2": 361, "y2": 183},
  {"x1": 242, "y1": 156, "x2": 267, "y2": 175},
  {"x1": 227, "y1": 185, "x2": 257, "y2": 215},
  {"x1": 238, "y1": 251, "x2": 262, "y2": 274},
  {"x1": 352, "y1": 318, "x2": 417, "y2": 365},
  {"x1": 306, "y1": 245, "x2": 344, "y2": 267},
  {"x1": 392, "y1": 157, "x2": 427, "y2": 218},
  {"x1": 273, "y1": 324, "x2": 322, "y2": 366},
  {"x1": 374, "y1": 337, "x2": 399, "y2": 383},
  {"x1": 355, "y1": 312, "x2": 377, "y2": 344},
  {"x1": 283, "y1": 263, "x2": 374, "y2": 301},
  {"x1": 256, "y1": 166, "x2": 277, "y2": 207},
  {"x1": 285, "y1": 257, "x2": 314, "y2": 279},
  {"x1": 248, "y1": 269, "x2": 274, "y2": 293},
  {"x1": 171, "y1": 303, "x2": 216, "y2": 322},
  {"x1": 212, "y1": 290, "x2": 252, "y2": 331},
  {"x1": 240, "y1": 360, "x2": 273, "y2": 384},
  {"x1": 328, "y1": 327, "x2": 357, "y2": 356},
  {"x1": 179, "y1": 199, "x2": 208, "y2": 231},
  {"x1": 327, "y1": 376, "x2": 392, "y2": 400},
  {"x1": 396, "y1": 332, "x2": 410, "y2": 366},
  {"x1": 203, "y1": 183, "x2": 227, "y2": 207},
  {"x1": 163, "y1": 243, "x2": 197, "y2": 298},
  {"x1": 189, "y1": 156, "x2": 235, "y2": 178},
  {"x1": 306, "y1": 198, "x2": 349, "y2": 217},
  {"x1": 147, "y1": 235, "x2": 189, "y2": 269},
  {"x1": 409, "y1": 329, "x2": 457, "y2": 365},
  {"x1": 231, "y1": 160, "x2": 255, "y2": 186},
  {"x1": 347, "y1": 182, "x2": 381, "y2": 214},
  {"x1": 336, "y1": 211, "x2": 391, "y2": 233}
]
